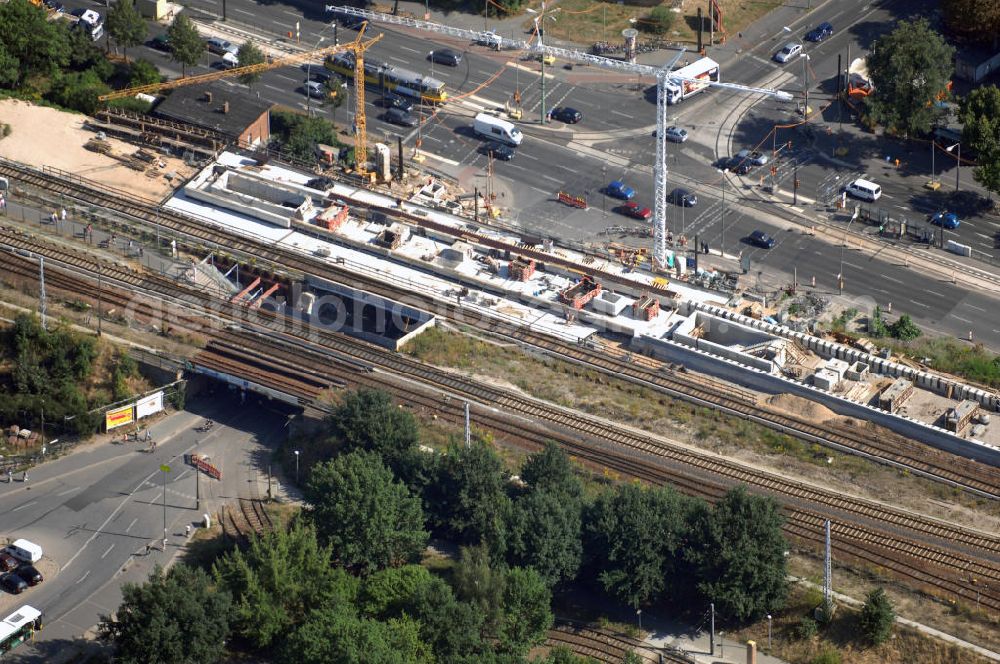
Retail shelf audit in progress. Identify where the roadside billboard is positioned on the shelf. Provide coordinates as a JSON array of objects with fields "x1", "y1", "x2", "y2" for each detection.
[
  {"x1": 136, "y1": 391, "x2": 164, "y2": 420},
  {"x1": 105, "y1": 404, "x2": 135, "y2": 431}
]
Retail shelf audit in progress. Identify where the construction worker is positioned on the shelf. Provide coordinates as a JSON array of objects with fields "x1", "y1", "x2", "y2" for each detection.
[{"x1": 22, "y1": 470, "x2": 28, "y2": 483}]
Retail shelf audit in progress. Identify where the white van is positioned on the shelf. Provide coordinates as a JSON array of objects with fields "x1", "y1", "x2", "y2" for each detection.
[
  {"x1": 473, "y1": 113, "x2": 522, "y2": 147},
  {"x1": 5, "y1": 539, "x2": 42, "y2": 564},
  {"x1": 845, "y1": 178, "x2": 881, "y2": 202},
  {"x1": 76, "y1": 9, "x2": 104, "y2": 42}
]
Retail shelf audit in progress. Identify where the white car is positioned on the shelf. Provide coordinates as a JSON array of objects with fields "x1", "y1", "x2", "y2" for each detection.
[
  {"x1": 221, "y1": 52, "x2": 239, "y2": 68},
  {"x1": 663, "y1": 126, "x2": 688, "y2": 143},
  {"x1": 774, "y1": 42, "x2": 802, "y2": 63}
]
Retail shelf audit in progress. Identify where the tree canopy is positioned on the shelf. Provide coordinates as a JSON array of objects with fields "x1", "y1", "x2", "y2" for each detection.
[
  {"x1": 860, "y1": 587, "x2": 895, "y2": 645},
  {"x1": 0, "y1": 0, "x2": 70, "y2": 86},
  {"x1": 496, "y1": 566, "x2": 553, "y2": 656},
  {"x1": 280, "y1": 608, "x2": 433, "y2": 664},
  {"x1": 327, "y1": 388, "x2": 420, "y2": 469},
  {"x1": 961, "y1": 85, "x2": 1000, "y2": 199},
  {"x1": 507, "y1": 488, "x2": 582, "y2": 588},
  {"x1": 106, "y1": 0, "x2": 148, "y2": 59},
  {"x1": 236, "y1": 40, "x2": 265, "y2": 89},
  {"x1": 687, "y1": 487, "x2": 788, "y2": 622},
  {"x1": 165, "y1": 14, "x2": 202, "y2": 76},
  {"x1": 99, "y1": 565, "x2": 232, "y2": 664},
  {"x1": 865, "y1": 19, "x2": 955, "y2": 137},
  {"x1": 942, "y1": 0, "x2": 1000, "y2": 46},
  {"x1": 305, "y1": 450, "x2": 428, "y2": 574}
]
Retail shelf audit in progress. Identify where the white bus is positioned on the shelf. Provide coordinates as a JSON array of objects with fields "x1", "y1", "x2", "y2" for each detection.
[
  {"x1": 663, "y1": 57, "x2": 720, "y2": 104},
  {"x1": 0, "y1": 606, "x2": 42, "y2": 658}
]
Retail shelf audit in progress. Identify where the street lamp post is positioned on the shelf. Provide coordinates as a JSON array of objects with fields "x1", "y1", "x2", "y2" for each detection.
[
  {"x1": 636, "y1": 609, "x2": 642, "y2": 634},
  {"x1": 839, "y1": 212, "x2": 856, "y2": 294},
  {"x1": 716, "y1": 169, "x2": 727, "y2": 255},
  {"x1": 947, "y1": 142, "x2": 961, "y2": 191},
  {"x1": 294, "y1": 450, "x2": 300, "y2": 484},
  {"x1": 306, "y1": 35, "x2": 327, "y2": 117},
  {"x1": 800, "y1": 53, "x2": 811, "y2": 118},
  {"x1": 526, "y1": 3, "x2": 559, "y2": 125},
  {"x1": 767, "y1": 614, "x2": 772, "y2": 649}
]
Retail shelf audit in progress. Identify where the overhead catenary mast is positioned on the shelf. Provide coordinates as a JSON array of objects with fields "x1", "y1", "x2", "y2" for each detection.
[{"x1": 330, "y1": 6, "x2": 794, "y2": 269}]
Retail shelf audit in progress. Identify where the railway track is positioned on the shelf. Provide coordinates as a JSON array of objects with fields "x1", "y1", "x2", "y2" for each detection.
[
  {"x1": 3, "y1": 174, "x2": 1000, "y2": 613},
  {"x1": 545, "y1": 624, "x2": 664, "y2": 663},
  {"x1": 2, "y1": 158, "x2": 997, "y2": 502}
]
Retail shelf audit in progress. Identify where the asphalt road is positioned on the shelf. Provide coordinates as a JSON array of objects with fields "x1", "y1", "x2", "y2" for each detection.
[{"x1": 1, "y1": 393, "x2": 289, "y2": 662}]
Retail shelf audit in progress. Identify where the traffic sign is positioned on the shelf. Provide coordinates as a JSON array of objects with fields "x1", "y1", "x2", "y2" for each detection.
[{"x1": 160, "y1": 464, "x2": 171, "y2": 473}]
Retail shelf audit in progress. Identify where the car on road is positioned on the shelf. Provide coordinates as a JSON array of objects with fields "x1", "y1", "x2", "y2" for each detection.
[
  {"x1": 148, "y1": 33, "x2": 170, "y2": 52},
  {"x1": 805, "y1": 22, "x2": 833, "y2": 42},
  {"x1": 377, "y1": 93, "x2": 414, "y2": 113},
  {"x1": 931, "y1": 211, "x2": 960, "y2": 229},
  {"x1": 221, "y1": 52, "x2": 239, "y2": 68},
  {"x1": 43, "y1": 0, "x2": 64, "y2": 12},
  {"x1": 15, "y1": 565, "x2": 42, "y2": 587},
  {"x1": 617, "y1": 202, "x2": 652, "y2": 220},
  {"x1": 476, "y1": 31, "x2": 503, "y2": 49},
  {"x1": 669, "y1": 188, "x2": 697, "y2": 207},
  {"x1": 480, "y1": 141, "x2": 515, "y2": 161},
  {"x1": 0, "y1": 553, "x2": 17, "y2": 573},
  {"x1": 329, "y1": 10, "x2": 366, "y2": 29},
  {"x1": 606, "y1": 180, "x2": 636, "y2": 200},
  {"x1": 303, "y1": 81, "x2": 329, "y2": 99},
  {"x1": 550, "y1": 107, "x2": 582, "y2": 124},
  {"x1": 728, "y1": 158, "x2": 756, "y2": 175},
  {"x1": 774, "y1": 42, "x2": 802, "y2": 63},
  {"x1": 383, "y1": 108, "x2": 419, "y2": 127},
  {"x1": 206, "y1": 37, "x2": 238, "y2": 56},
  {"x1": 735, "y1": 148, "x2": 768, "y2": 166},
  {"x1": 0, "y1": 573, "x2": 27, "y2": 595},
  {"x1": 663, "y1": 126, "x2": 688, "y2": 143},
  {"x1": 748, "y1": 230, "x2": 776, "y2": 248},
  {"x1": 429, "y1": 48, "x2": 462, "y2": 66},
  {"x1": 534, "y1": 52, "x2": 555, "y2": 65}
]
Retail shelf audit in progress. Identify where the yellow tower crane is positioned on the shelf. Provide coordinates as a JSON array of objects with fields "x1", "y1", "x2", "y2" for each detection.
[{"x1": 97, "y1": 25, "x2": 382, "y2": 177}]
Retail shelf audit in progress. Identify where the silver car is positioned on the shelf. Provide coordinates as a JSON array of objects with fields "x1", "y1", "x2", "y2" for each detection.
[
  {"x1": 663, "y1": 126, "x2": 688, "y2": 143},
  {"x1": 774, "y1": 42, "x2": 802, "y2": 63}
]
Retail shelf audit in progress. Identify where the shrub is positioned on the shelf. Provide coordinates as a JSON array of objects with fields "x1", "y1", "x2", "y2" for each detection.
[
  {"x1": 859, "y1": 587, "x2": 895, "y2": 645},
  {"x1": 643, "y1": 6, "x2": 675, "y2": 35},
  {"x1": 811, "y1": 649, "x2": 841, "y2": 664},
  {"x1": 797, "y1": 616, "x2": 818, "y2": 639}
]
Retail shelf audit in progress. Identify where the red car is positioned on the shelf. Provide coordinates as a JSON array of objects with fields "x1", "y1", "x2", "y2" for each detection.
[{"x1": 618, "y1": 202, "x2": 651, "y2": 220}]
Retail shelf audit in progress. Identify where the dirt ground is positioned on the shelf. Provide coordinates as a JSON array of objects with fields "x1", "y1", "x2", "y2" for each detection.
[{"x1": 0, "y1": 99, "x2": 193, "y2": 200}]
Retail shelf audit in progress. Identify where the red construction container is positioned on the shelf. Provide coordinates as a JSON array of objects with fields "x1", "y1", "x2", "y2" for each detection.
[{"x1": 559, "y1": 275, "x2": 602, "y2": 309}]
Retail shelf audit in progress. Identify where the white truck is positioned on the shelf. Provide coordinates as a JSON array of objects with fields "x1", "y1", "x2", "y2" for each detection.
[
  {"x1": 663, "y1": 57, "x2": 720, "y2": 105},
  {"x1": 473, "y1": 113, "x2": 523, "y2": 147},
  {"x1": 75, "y1": 9, "x2": 104, "y2": 42},
  {"x1": 5, "y1": 539, "x2": 42, "y2": 564}
]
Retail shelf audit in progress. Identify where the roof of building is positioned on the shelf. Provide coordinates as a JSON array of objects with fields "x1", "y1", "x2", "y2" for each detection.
[{"x1": 153, "y1": 83, "x2": 272, "y2": 137}]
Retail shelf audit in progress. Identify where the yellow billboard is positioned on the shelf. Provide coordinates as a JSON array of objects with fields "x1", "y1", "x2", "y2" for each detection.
[{"x1": 105, "y1": 404, "x2": 135, "y2": 431}]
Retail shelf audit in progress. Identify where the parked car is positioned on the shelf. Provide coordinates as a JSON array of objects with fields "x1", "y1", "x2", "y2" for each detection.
[
  {"x1": 206, "y1": 37, "x2": 238, "y2": 56},
  {"x1": 221, "y1": 52, "x2": 239, "y2": 68},
  {"x1": 429, "y1": 48, "x2": 462, "y2": 66},
  {"x1": 43, "y1": 0, "x2": 64, "y2": 12},
  {"x1": 805, "y1": 22, "x2": 833, "y2": 42},
  {"x1": 481, "y1": 141, "x2": 515, "y2": 161},
  {"x1": 748, "y1": 230, "x2": 776, "y2": 248},
  {"x1": 931, "y1": 211, "x2": 960, "y2": 229},
  {"x1": 475, "y1": 31, "x2": 502, "y2": 48},
  {"x1": 669, "y1": 188, "x2": 697, "y2": 207},
  {"x1": 606, "y1": 180, "x2": 636, "y2": 200},
  {"x1": 0, "y1": 553, "x2": 17, "y2": 573},
  {"x1": 329, "y1": 11, "x2": 366, "y2": 30},
  {"x1": 148, "y1": 33, "x2": 171, "y2": 52},
  {"x1": 729, "y1": 159, "x2": 755, "y2": 175},
  {"x1": 16, "y1": 565, "x2": 42, "y2": 587},
  {"x1": 550, "y1": 107, "x2": 582, "y2": 124},
  {"x1": 378, "y1": 93, "x2": 414, "y2": 113},
  {"x1": 0, "y1": 573, "x2": 27, "y2": 595},
  {"x1": 735, "y1": 148, "x2": 768, "y2": 166},
  {"x1": 534, "y1": 52, "x2": 555, "y2": 65},
  {"x1": 618, "y1": 202, "x2": 652, "y2": 220},
  {"x1": 303, "y1": 81, "x2": 329, "y2": 99},
  {"x1": 384, "y1": 108, "x2": 419, "y2": 127},
  {"x1": 663, "y1": 126, "x2": 688, "y2": 143},
  {"x1": 774, "y1": 42, "x2": 802, "y2": 63}
]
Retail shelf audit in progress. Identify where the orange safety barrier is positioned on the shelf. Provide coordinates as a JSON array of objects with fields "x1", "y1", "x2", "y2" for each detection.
[
  {"x1": 557, "y1": 191, "x2": 588, "y2": 209},
  {"x1": 191, "y1": 454, "x2": 222, "y2": 480}
]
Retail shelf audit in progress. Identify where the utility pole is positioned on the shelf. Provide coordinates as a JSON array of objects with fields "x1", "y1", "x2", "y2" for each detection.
[
  {"x1": 161, "y1": 464, "x2": 171, "y2": 550},
  {"x1": 464, "y1": 401, "x2": 471, "y2": 448},
  {"x1": 196, "y1": 463, "x2": 200, "y2": 510},
  {"x1": 793, "y1": 161, "x2": 799, "y2": 205},
  {"x1": 38, "y1": 255, "x2": 46, "y2": 330},
  {"x1": 823, "y1": 519, "x2": 833, "y2": 614},
  {"x1": 710, "y1": 602, "x2": 715, "y2": 656},
  {"x1": 96, "y1": 266, "x2": 103, "y2": 337},
  {"x1": 801, "y1": 53, "x2": 810, "y2": 119}
]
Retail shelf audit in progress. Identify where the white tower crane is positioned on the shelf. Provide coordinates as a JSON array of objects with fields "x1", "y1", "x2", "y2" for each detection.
[{"x1": 330, "y1": 5, "x2": 794, "y2": 269}]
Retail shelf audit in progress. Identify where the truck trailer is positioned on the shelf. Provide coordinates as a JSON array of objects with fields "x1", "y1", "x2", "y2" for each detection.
[{"x1": 663, "y1": 57, "x2": 720, "y2": 105}]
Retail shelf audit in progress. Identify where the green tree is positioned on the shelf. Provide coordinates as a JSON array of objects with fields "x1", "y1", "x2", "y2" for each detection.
[
  {"x1": 236, "y1": 40, "x2": 266, "y2": 89},
  {"x1": 106, "y1": 0, "x2": 147, "y2": 60},
  {"x1": 688, "y1": 487, "x2": 788, "y2": 622},
  {"x1": 961, "y1": 85, "x2": 1000, "y2": 199},
  {"x1": 497, "y1": 567, "x2": 553, "y2": 656},
  {"x1": 359, "y1": 564, "x2": 435, "y2": 617},
  {"x1": 99, "y1": 564, "x2": 231, "y2": 664},
  {"x1": 0, "y1": 0, "x2": 70, "y2": 86},
  {"x1": 859, "y1": 587, "x2": 895, "y2": 645},
  {"x1": 888, "y1": 314, "x2": 921, "y2": 341},
  {"x1": 942, "y1": 0, "x2": 1000, "y2": 46},
  {"x1": 165, "y1": 14, "x2": 202, "y2": 76},
  {"x1": 643, "y1": 6, "x2": 675, "y2": 35},
  {"x1": 0, "y1": 43, "x2": 20, "y2": 88},
  {"x1": 583, "y1": 483, "x2": 692, "y2": 609},
  {"x1": 508, "y1": 488, "x2": 582, "y2": 587},
  {"x1": 327, "y1": 388, "x2": 419, "y2": 469},
  {"x1": 428, "y1": 441, "x2": 511, "y2": 555},
  {"x1": 452, "y1": 544, "x2": 507, "y2": 636},
  {"x1": 520, "y1": 442, "x2": 582, "y2": 499},
  {"x1": 128, "y1": 58, "x2": 161, "y2": 87},
  {"x1": 281, "y1": 608, "x2": 433, "y2": 664},
  {"x1": 305, "y1": 451, "x2": 428, "y2": 574},
  {"x1": 402, "y1": 575, "x2": 486, "y2": 658},
  {"x1": 271, "y1": 109, "x2": 342, "y2": 162},
  {"x1": 213, "y1": 521, "x2": 357, "y2": 649},
  {"x1": 865, "y1": 19, "x2": 955, "y2": 137}
]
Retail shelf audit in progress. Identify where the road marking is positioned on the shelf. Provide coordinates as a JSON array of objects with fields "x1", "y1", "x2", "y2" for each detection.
[
  {"x1": 101, "y1": 543, "x2": 115, "y2": 559},
  {"x1": 504, "y1": 61, "x2": 555, "y2": 79},
  {"x1": 911, "y1": 301, "x2": 930, "y2": 308},
  {"x1": 610, "y1": 109, "x2": 633, "y2": 119},
  {"x1": 881, "y1": 274, "x2": 903, "y2": 284},
  {"x1": 77, "y1": 571, "x2": 90, "y2": 584},
  {"x1": 263, "y1": 84, "x2": 285, "y2": 93},
  {"x1": 399, "y1": 45, "x2": 420, "y2": 54},
  {"x1": 530, "y1": 186, "x2": 548, "y2": 195},
  {"x1": 540, "y1": 174, "x2": 561, "y2": 184},
  {"x1": 125, "y1": 517, "x2": 138, "y2": 534},
  {"x1": 520, "y1": 152, "x2": 539, "y2": 161},
  {"x1": 388, "y1": 56, "x2": 409, "y2": 65},
  {"x1": 966, "y1": 303, "x2": 986, "y2": 312},
  {"x1": 925, "y1": 290, "x2": 945, "y2": 298},
  {"x1": 976, "y1": 232, "x2": 992, "y2": 240},
  {"x1": 419, "y1": 151, "x2": 460, "y2": 166},
  {"x1": 842, "y1": 261, "x2": 863, "y2": 270},
  {"x1": 57, "y1": 487, "x2": 81, "y2": 497},
  {"x1": 274, "y1": 74, "x2": 298, "y2": 83},
  {"x1": 12, "y1": 500, "x2": 37, "y2": 512},
  {"x1": 467, "y1": 93, "x2": 501, "y2": 108},
  {"x1": 232, "y1": 6, "x2": 254, "y2": 15},
  {"x1": 952, "y1": 313, "x2": 974, "y2": 324}
]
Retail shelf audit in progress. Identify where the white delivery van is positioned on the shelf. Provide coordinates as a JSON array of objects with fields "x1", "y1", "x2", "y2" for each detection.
[
  {"x1": 473, "y1": 113, "x2": 523, "y2": 147},
  {"x1": 5, "y1": 539, "x2": 42, "y2": 564},
  {"x1": 845, "y1": 178, "x2": 882, "y2": 202}
]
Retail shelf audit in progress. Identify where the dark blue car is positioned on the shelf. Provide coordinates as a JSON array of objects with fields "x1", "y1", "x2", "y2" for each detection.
[
  {"x1": 805, "y1": 22, "x2": 833, "y2": 42},
  {"x1": 606, "y1": 180, "x2": 636, "y2": 200},
  {"x1": 931, "y1": 211, "x2": 960, "y2": 229}
]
